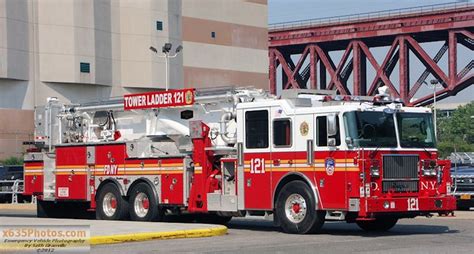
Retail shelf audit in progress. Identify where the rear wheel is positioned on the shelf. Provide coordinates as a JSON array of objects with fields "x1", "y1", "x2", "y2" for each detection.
[
  {"x1": 275, "y1": 180, "x2": 325, "y2": 234},
  {"x1": 129, "y1": 183, "x2": 163, "y2": 221},
  {"x1": 356, "y1": 217, "x2": 398, "y2": 232},
  {"x1": 96, "y1": 183, "x2": 128, "y2": 220}
]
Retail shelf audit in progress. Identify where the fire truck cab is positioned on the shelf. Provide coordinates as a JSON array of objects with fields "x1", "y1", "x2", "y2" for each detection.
[{"x1": 23, "y1": 88, "x2": 456, "y2": 234}]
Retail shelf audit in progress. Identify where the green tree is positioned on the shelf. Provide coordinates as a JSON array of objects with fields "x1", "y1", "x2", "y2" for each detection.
[
  {"x1": 437, "y1": 101, "x2": 474, "y2": 158},
  {"x1": 0, "y1": 156, "x2": 24, "y2": 166}
]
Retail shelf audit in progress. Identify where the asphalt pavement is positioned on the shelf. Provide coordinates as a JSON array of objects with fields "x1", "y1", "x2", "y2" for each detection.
[
  {"x1": 92, "y1": 213, "x2": 474, "y2": 254},
  {"x1": 0, "y1": 204, "x2": 226, "y2": 245},
  {"x1": 1, "y1": 204, "x2": 473, "y2": 253}
]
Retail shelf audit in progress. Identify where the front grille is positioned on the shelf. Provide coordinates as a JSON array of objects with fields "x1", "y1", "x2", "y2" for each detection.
[
  {"x1": 383, "y1": 180, "x2": 419, "y2": 193},
  {"x1": 382, "y1": 155, "x2": 419, "y2": 193},
  {"x1": 383, "y1": 155, "x2": 419, "y2": 179}
]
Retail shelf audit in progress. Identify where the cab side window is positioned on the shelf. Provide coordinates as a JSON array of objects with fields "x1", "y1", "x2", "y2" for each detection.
[
  {"x1": 245, "y1": 110, "x2": 269, "y2": 149},
  {"x1": 273, "y1": 119, "x2": 291, "y2": 147},
  {"x1": 316, "y1": 115, "x2": 341, "y2": 146}
]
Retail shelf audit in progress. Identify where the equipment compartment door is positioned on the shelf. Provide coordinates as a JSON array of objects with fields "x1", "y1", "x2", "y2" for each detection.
[
  {"x1": 243, "y1": 109, "x2": 272, "y2": 210},
  {"x1": 55, "y1": 146, "x2": 87, "y2": 200}
]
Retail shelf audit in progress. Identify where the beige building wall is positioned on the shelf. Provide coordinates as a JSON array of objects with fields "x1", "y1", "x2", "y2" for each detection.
[
  {"x1": 0, "y1": 0, "x2": 268, "y2": 160},
  {"x1": 182, "y1": 0, "x2": 268, "y2": 89},
  {"x1": 0, "y1": 109, "x2": 34, "y2": 159}
]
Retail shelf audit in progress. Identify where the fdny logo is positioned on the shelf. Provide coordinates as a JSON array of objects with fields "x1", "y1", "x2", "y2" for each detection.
[{"x1": 325, "y1": 158, "x2": 335, "y2": 176}]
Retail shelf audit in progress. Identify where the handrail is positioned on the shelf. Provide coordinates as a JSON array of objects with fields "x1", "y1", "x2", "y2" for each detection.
[{"x1": 270, "y1": 2, "x2": 474, "y2": 31}]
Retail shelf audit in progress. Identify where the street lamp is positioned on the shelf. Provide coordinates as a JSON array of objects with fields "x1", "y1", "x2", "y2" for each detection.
[
  {"x1": 423, "y1": 79, "x2": 442, "y2": 139},
  {"x1": 149, "y1": 43, "x2": 183, "y2": 91}
]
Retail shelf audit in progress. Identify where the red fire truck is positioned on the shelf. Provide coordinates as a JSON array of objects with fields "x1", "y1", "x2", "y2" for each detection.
[{"x1": 23, "y1": 88, "x2": 455, "y2": 234}]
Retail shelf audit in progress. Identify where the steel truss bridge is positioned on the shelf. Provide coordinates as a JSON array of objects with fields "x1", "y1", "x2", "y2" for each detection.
[{"x1": 269, "y1": 2, "x2": 474, "y2": 106}]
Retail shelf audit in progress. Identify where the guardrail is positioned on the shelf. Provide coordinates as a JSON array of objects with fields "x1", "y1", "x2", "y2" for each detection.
[
  {"x1": 0, "y1": 179, "x2": 36, "y2": 204},
  {"x1": 269, "y1": 2, "x2": 474, "y2": 30}
]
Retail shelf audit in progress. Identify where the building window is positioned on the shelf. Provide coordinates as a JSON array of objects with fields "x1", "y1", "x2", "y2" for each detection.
[
  {"x1": 211, "y1": 31, "x2": 216, "y2": 38},
  {"x1": 273, "y1": 119, "x2": 292, "y2": 147},
  {"x1": 80, "y1": 62, "x2": 90, "y2": 73},
  {"x1": 156, "y1": 21, "x2": 163, "y2": 31},
  {"x1": 245, "y1": 110, "x2": 269, "y2": 149}
]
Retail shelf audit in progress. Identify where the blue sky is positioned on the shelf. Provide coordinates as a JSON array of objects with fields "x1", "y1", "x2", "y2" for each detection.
[
  {"x1": 269, "y1": 0, "x2": 465, "y2": 24},
  {"x1": 268, "y1": 0, "x2": 473, "y2": 104}
]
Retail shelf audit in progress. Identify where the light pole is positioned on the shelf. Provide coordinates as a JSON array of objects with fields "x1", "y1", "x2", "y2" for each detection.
[
  {"x1": 149, "y1": 43, "x2": 183, "y2": 91},
  {"x1": 424, "y1": 79, "x2": 442, "y2": 139}
]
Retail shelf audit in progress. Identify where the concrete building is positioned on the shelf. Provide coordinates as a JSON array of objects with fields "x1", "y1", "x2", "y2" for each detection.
[{"x1": 0, "y1": 0, "x2": 268, "y2": 159}]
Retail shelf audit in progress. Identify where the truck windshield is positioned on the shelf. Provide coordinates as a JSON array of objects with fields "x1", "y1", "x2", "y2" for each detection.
[
  {"x1": 396, "y1": 112, "x2": 436, "y2": 148},
  {"x1": 344, "y1": 111, "x2": 397, "y2": 148}
]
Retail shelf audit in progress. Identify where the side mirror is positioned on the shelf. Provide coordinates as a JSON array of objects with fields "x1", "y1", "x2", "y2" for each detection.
[
  {"x1": 327, "y1": 113, "x2": 337, "y2": 136},
  {"x1": 345, "y1": 136, "x2": 353, "y2": 148},
  {"x1": 328, "y1": 138, "x2": 336, "y2": 147}
]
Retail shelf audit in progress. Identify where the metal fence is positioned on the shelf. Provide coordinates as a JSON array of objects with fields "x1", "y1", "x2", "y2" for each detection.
[
  {"x1": 450, "y1": 152, "x2": 474, "y2": 166},
  {"x1": 270, "y1": 2, "x2": 474, "y2": 30},
  {"x1": 0, "y1": 179, "x2": 36, "y2": 204}
]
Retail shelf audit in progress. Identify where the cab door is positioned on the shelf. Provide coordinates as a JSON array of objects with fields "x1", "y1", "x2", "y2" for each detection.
[
  {"x1": 314, "y1": 113, "x2": 346, "y2": 209},
  {"x1": 242, "y1": 108, "x2": 272, "y2": 210}
]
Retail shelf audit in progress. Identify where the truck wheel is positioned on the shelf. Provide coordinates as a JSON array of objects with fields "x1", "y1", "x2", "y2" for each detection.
[
  {"x1": 276, "y1": 180, "x2": 325, "y2": 234},
  {"x1": 129, "y1": 182, "x2": 163, "y2": 221},
  {"x1": 356, "y1": 217, "x2": 398, "y2": 232},
  {"x1": 96, "y1": 183, "x2": 128, "y2": 220}
]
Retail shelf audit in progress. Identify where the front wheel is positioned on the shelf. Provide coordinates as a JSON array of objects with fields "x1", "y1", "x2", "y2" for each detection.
[
  {"x1": 356, "y1": 217, "x2": 398, "y2": 232},
  {"x1": 275, "y1": 180, "x2": 325, "y2": 234}
]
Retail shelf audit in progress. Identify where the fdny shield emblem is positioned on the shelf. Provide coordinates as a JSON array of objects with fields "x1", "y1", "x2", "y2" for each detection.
[
  {"x1": 185, "y1": 90, "x2": 194, "y2": 104},
  {"x1": 300, "y1": 121, "x2": 309, "y2": 136},
  {"x1": 325, "y1": 158, "x2": 335, "y2": 176}
]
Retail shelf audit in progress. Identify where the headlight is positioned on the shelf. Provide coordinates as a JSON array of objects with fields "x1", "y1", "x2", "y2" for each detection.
[
  {"x1": 422, "y1": 168, "x2": 437, "y2": 176},
  {"x1": 370, "y1": 160, "x2": 380, "y2": 178},
  {"x1": 422, "y1": 160, "x2": 437, "y2": 177},
  {"x1": 370, "y1": 166, "x2": 380, "y2": 177}
]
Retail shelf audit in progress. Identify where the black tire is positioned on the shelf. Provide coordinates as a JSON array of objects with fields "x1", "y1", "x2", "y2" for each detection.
[
  {"x1": 275, "y1": 180, "x2": 325, "y2": 234},
  {"x1": 356, "y1": 217, "x2": 398, "y2": 232},
  {"x1": 96, "y1": 183, "x2": 128, "y2": 220},
  {"x1": 129, "y1": 182, "x2": 163, "y2": 221}
]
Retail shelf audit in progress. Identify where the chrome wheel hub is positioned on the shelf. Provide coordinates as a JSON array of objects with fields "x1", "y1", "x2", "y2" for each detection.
[
  {"x1": 103, "y1": 192, "x2": 117, "y2": 217},
  {"x1": 284, "y1": 193, "x2": 307, "y2": 224},
  {"x1": 134, "y1": 192, "x2": 150, "y2": 218}
]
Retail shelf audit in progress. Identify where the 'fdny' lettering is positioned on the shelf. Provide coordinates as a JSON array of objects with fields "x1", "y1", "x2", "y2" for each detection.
[{"x1": 104, "y1": 164, "x2": 118, "y2": 175}]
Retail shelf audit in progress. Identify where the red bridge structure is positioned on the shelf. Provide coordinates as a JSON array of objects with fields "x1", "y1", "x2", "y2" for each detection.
[{"x1": 269, "y1": 2, "x2": 474, "y2": 106}]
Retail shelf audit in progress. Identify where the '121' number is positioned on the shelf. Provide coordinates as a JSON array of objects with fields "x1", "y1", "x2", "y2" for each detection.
[{"x1": 250, "y1": 158, "x2": 265, "y2": 174}]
